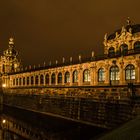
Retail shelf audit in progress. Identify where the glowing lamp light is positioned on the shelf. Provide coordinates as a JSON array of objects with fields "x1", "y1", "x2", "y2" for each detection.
[
  {"x1": 2, "y1": 84, "x2": 6, "y2": 88},
  {"x1": 2, "y1": 119, "x2": 6, "y2": 124}
]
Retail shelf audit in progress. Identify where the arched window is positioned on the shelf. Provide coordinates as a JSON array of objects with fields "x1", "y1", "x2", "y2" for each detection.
[
  {"x1": 65, "y1": 71, "x2": 70, "y2": 83},
  {"x1": 16, "y1": 78, "x2": 18, "y2": 86},
  {"x1": 73, "y1": 70, "x2": 78, "y2": 83},
  {"x1": 35, "y1": 75, "x2": 39, "y2": 85},
  {"x1": 108, "y1": 47, "x2": 115, "y2": 57},
  {"x1": 110, "y1": 66, "x2": 119, "y2": 81},
  {"x1": 125, "y1": 64, "x2": 135, "y2": 80},
  {"x1": 40, "y1": 74, "x2": 44, "y2": 85},
  {"x1": 83, "y1": 69, "x2": 90, "y2": 82},
  {"x1": 98, "y1": 68, "x2": 105, "y2": 82},
  {"x1": 23, "y1": 77, "x2": 25, "y2": 85},
  {"x1": 134, "y1": 41, "x2": 140, "y2": 52},
  {"x1": 58, "y1": 72, "x2": 62, "y2": 84},
  {"x1": 19, "y1": 78, "x2": 21, "y2": 86},
  {"x1": 13, "y1": 79, "x2": 15, "y2": 86},
  {"x1": 45, "y1": 74, "x2": 49, "y2": 84},
  {"x1": 31, "y1": 76, "x2": 34, "y2": 85},
  {"x1": 27, "y1": 77, "x2": 30, "y2": 85},
  {"x1": 51, "y1": 73, "x2": 56, "y2": 84},
  {"x1": 120, "y1": 44, "x2": 128, "y2": 55}
]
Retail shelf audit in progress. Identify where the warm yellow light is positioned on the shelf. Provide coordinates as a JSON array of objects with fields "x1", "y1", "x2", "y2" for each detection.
[
  {"x1": 2, "y1": 84, "x2": 6, "y2": 88},
  {"x1": 2, "y1": 119, "x2": 6, "y2": 124}
]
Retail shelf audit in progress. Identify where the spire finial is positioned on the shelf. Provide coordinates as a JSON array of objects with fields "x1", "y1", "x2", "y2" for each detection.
[
  {"x1": 9, "y1": 37, "x2": 14, "y2": 45},
  {"x1": 126, "y1": 17, "x2": 131, "y2": 25}
]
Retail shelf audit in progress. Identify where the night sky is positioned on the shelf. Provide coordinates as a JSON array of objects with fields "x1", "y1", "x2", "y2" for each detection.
[{"x1": 0, "y1": 0, "x2": 140, "y2": 66}]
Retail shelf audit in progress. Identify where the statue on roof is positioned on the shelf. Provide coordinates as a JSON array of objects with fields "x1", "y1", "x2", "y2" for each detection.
[{"x1": 126, "y1": 17, "x2": 131, "y2": 25}]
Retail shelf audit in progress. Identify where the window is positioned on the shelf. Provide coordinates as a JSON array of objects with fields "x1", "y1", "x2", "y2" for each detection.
[
  {"x1": 125, "y1": 64, "x2": 135, "y2": 80},
  {"x1": 110, "y1": 66, "x2": 119, "y2": 81},
  {"x1": 120, "y1": 44, "x2": 128, "y2": 55},
  {"x1": 35, "y1": 75, "x2": 39, "y2": 85},
  {"x1": 98, "y1": 68, "x2": 105, "y2": 82},
  {"x1": 40, "y1": 75, "x2": 44, "y2": 85},
  {"x1": 31, "y1": 76, "x2": 34, "y2": 85},
  {"x1": 27, "y1": 77, "x2": 30, "y2": 85},
  {"x1": 83, "y1": 69, "x2": 90, "y2": 82},
  {"x1": 65, "y1": 71, "x2": 70, "y2": 83},
  {"x1": 58, "y1": 72, "x2": 62, "y2": 84},
  {"x1": 108, "y1": 47, "x2": 115, "y2": 57},
  {"x1": 45, "y1": 74, "x2": 49, "y2": 84},
  {"x1": 23, "y1": 77, "x2": 25, "y2": 85},
  {"x1": 73, "y1": 70, "x2": 78, "y2": 83},
  {"x1": 13, "y1": 79, "x2": 15, "y2": 86},
  {"x1": 19, "y1": 78, "x2": 21, "y2": 86},
  {"x1": 16, "y1": 78, "x2": 18, "y2": 86},
  {"x1": 51, "y1": 73, "x2": 56, "y2": 84},
  {"x1": 134, "y1": 41, "x2": 140, "y2": 52}
]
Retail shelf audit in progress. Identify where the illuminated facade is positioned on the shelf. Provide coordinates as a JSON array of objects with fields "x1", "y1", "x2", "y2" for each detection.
[
  {"x1": 2, "y1": 20, "x2": 140, "y2": 88},
  {"x1": 0, "y1": 38, "x2": 21, "y2": 74}
]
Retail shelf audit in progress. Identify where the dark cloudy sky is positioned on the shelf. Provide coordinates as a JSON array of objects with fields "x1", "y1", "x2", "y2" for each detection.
[{"x1": 0, "y1": 0, "x2": 140, "y2": 66}]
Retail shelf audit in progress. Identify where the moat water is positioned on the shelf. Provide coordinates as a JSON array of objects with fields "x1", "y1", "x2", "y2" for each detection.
[{"x1": 0, "y1": 105, "x2": 107, "y2": 140}]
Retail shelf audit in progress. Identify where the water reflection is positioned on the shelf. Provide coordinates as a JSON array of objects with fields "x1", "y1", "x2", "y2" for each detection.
[{"x1": 0, "y1": 105, "x2": 107, "y2": 140}]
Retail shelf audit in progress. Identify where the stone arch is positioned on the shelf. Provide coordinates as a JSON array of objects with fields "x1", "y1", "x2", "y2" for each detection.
[
  {"x1": 35, "y1": 75, "x2": 39, "y2": 85},
  {"x1": 40, "y1": 74, "x2": 44, "y2": 85},
  {"x1": 120, "y1": 44, "x2": 128, "y2": 55},
  {"x1": 31, "y1": 76, "x2": 34, "y2": 85},
  {"x1": 98, "y1": 68, "x2": 105, "y2": 82},
  {"x1": 65, "y1": 71, "x2": 70, "y2": 83},
  {"x1": 73, "y1": 70, "x2": 78, "y2": 83},
  {"x1": 23, "y1": 77, "x2": 25, "y2": 85},
  {"x1": 27, "y1": 77, "x2": 30, "y2": 85},
  {"x1": 19, "y1": 77, "x2": 22, "y2": 86},
  {"x1": 83, "y1": 69, "x2": 90, "y2": 82},
  {"x1": 45, "y1": 74, "x2": 49, "y2": 85},
  {"x1": 58, "y1": 72, "x2": 62, "y2": 84},
  {"x1": 109, "y1": 65, "x2": 119, "y2": 84},
  {"x1": 51, "y1": 73, "x2": 56, "y2": 84},
  {"x1": 125, "y1": 64, "x2": 135, "y2": 80},
  {"x1": 134, "y1": 41, "x2": 140, "y2": 52}
]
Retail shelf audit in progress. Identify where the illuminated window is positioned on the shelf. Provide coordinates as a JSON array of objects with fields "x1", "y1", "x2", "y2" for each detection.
[
  {"x1": 110, "y1": 66, "x2": 119, "y2": 81},
  {"x1": 40, "y1": 75, "x2": 44, "y2": 85},
  {"x1": 58, "y1": 72, "x2": 62, "y2": 84},
  {"x1": 98, "y1": 68, "x2": 105, "y2": 82},
  {"x1": 73, "y1": 70, "x2": 78, "y2": 83},
  {"x1": 51, "y1": 73, "x2": 56, "y2": 84},
  {"x1": 45, "y1": 74, "x2": 49, "y2": 84},
  {"x1": 125, "y1": 64, "x2": 135, "y2": 80},
  {"x1": 83, "y1": 69, "x2": 90, "y2": 82},
  {"x1": 65, "y1": 71, "x2": 70, "y2": 83}
]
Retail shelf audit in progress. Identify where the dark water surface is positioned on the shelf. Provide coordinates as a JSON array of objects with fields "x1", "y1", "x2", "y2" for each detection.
[{"x1": 0, "y1": 105, "x2": 107, "y2": 140}]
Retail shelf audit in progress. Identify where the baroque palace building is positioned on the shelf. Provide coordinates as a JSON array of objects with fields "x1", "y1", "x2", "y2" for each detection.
[{"x1": 2, "y1": 19, "x2": 140, "y2": 88}]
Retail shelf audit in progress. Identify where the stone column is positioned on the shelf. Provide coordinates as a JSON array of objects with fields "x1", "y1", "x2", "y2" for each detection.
[
  {"x1": 105, "y1": 64, "x2": 109, "y2": 85},
  {"x1": 120, "y1": 62, "x2": 125, "y2": 85},
  {"x1": 136, "y1": 61, "x2": 140, "y2": 83},
  {"x1": 78, "y1": 67, "x2": 83, "y2": 86},
  {"x1": 70, "y1": 70, "x2": 73, "y2": 86},
  {"x1": 90, "y1": 67, "x2": 94, "y2": 85}
]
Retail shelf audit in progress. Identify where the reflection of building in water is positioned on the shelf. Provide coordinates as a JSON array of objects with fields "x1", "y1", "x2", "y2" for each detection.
[{"x1": 2, "y1": 19, "x2": 140, "y2": 88}]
